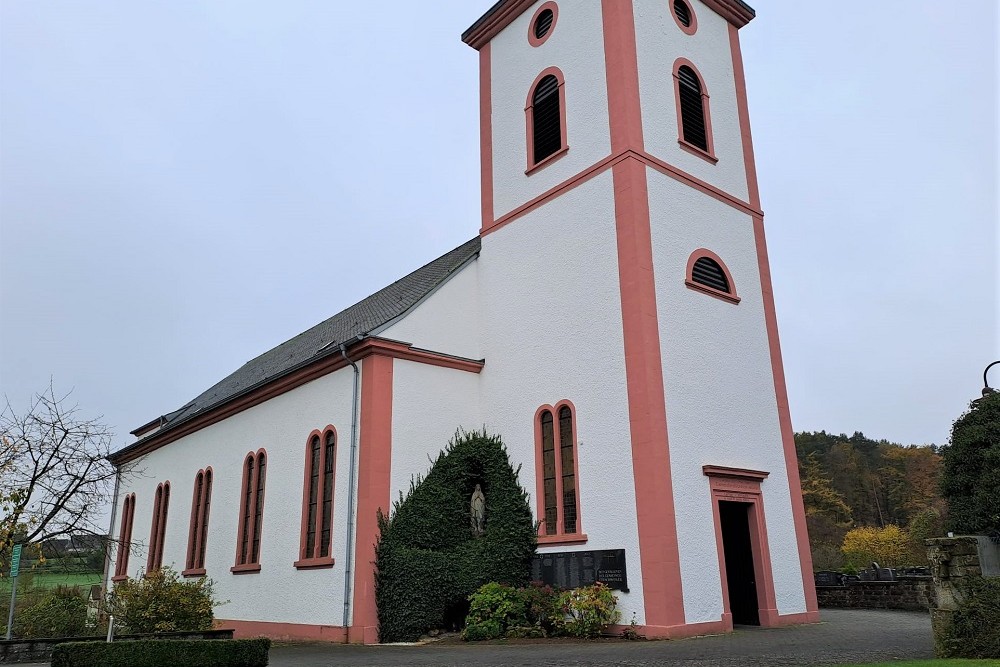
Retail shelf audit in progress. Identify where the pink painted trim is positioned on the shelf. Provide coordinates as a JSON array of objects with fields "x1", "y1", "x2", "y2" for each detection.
[
  {"x1": 702, "y1": 465, "x2": 768, "y2": 481},
  {"x1": 672, "y1": 58, "x2": 717, "y2": 163},
  {"x1": 482, "y1": 148, "x2": 761, "y2": 239},
  {"x1": 234, "y1": 449, "x2": 268, "y2": 569},
  {"x1": 114, "y1": 493, "x2": 135, "y2": 578},
  {"x1": 670, "y1": 0, "x2": 698, "y2": 35},
  {"x1": 527, "y1": 2, "x2": 558, "y2": 47},
  {"x1": 637, "y1": 150, "x2": 759, "y2": 215},
  {"x1": 611, "y1": 156, "x2": 685, "y2": 629},
  {"x1": 606, "y1": 611, "x2": 819, "y2": 639},
  {"x1": 297, "y1": 426, "x2": 338, "y2": 564},
  {"x1": 114, "y1": 341, "x2": 479, "y2": 466},
  {"x1": 704, "y1": 468, "x2": 779, "y2": 628},
  {"x1": 772, "y1": 610, "x2": 822, "y2": 625},
  {"x1": 147, "y1": 482, "x2": 169, "y2": 573},
  {"x1": 146, "y1": 484, "x2": 161, "y2": 573},
  {"x1": 463, "y1": 0, "x2": 536, "y2": 49},
  {"x1": 186, "y1": 472, "x2": 202, "y2": 571},
  {"x1": 186, "y1": 467, "x2": 213, "y2": 572},
  {"x1": 462, "y1": 0, "x2": 752, "y2": 50},
  {"x1": 486, "y1": 152, "x2": 620, "y2": 236},
  {"x1": 602, "y1": 0, "x2": 644, "y2": 153},
  {"x1": 533, "y1": 401, "x2": 584, "y2": 540},
  {"x1": 293, "y1": 557, "x2": 335, "y2": 570},
  {"x1": 219, "y1": 619, "x2": 347, "y2": 642},
  {"x1": 685, "y1": 248, "x2": 741, "y2": 304},
  {"x1": 525, "y1": 66, "x2": 568, "y2": 174},
  {"x1": 353, "y1": 338, "x2": 484, "y2": 373},
  {"x1": 537, "y1": 534, "x2": 588, "y2": 546},
  {"x1": 603, "y1": 0, "x2": 685, "y2": 629},
  {"x1": 679, "y1": 139, "x2": 718, "y2": 164},
  {"x1": 729, "y1": 22, "x2": 818, "y2": 617},
  {"x1": 479, "y1": 43, "x2": 494, "y2": 232},
  {"x1": 351, "y1": 353, "x2": 394, "y2": 645},
  {"x1": 525, "y1": 145, "x2": 568, "y2": 175},
  {"x1": 230, "y1": 563, "x2": 262, "y2": 574}
]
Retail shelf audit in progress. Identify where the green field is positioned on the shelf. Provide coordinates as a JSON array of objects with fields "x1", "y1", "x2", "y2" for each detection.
[{"x1": 0, "y1": 571, "x2": 102, "y2": 594}]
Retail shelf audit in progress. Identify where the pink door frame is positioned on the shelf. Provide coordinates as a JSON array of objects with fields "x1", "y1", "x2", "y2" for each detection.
[{"x1": 703, "y1": 465, "x2": 780, "y2": 629}]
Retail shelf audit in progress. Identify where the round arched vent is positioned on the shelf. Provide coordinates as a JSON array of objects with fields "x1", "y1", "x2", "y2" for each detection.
[{"x1": 534, "y1": 8, "x2": 554, "y2": 39}]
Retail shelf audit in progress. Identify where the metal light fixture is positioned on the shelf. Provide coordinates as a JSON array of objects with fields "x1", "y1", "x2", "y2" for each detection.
[{"x1": 982, "y1": 360, "x2": 1000, "y2": 397}]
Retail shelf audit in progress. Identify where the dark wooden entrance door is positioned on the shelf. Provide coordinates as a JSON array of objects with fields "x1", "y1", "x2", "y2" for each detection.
[{"x1": 719, "y1": 501, "x2": 760, "y2": 626}]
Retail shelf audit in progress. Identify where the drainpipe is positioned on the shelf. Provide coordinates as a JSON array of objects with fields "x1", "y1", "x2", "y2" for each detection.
[
  {"x1": 102, "y1": 466, "x2": 122, "y2": 594},
  {"x1": 339, "y1": 342, "x2": 361, "y2": 634}
]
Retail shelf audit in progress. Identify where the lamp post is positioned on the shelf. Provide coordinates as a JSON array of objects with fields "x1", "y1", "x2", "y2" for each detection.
[{"x1": 982, "y1": 360, "x2": 1000, "y2": 397}]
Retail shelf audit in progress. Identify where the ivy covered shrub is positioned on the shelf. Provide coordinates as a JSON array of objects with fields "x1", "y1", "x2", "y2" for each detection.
[
  {"x1": 375, "y1": 430, "x2": 536, "y2": 642},
  {"x1": 938, "y1": 576, "x2": 1000, "y2": 659},
  {"x1": 555, "y1": 582, "x2": 621, "y2": 638},
  {"x1": 15, "y1": 585, "x2": 89, "y2": 638},
  {"x1": 107, "y1": 567, "x2": 217, "y2": 634},
  {"x1": 941, "y1": 391, "x2": 1000, "y2": 535}
]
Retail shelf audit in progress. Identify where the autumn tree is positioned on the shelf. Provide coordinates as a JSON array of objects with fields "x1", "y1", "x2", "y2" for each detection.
[
  {"x1": 941, "y1": 391, "x2": 1000, "y2": 535},
  {"x1": 841, "y1": 525, "x2": 914, "y2": 570},
  {"x1": 0, "y1": 384, "x2": 120, "y2": 563},
  {"x1": 799, "y1": 452, "x2": 852, "y2": 569}
]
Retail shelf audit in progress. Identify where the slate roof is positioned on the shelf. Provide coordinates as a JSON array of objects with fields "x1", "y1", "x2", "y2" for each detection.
[{"x1": 119, "y1": 236, "x2": 481, "y2": 451}]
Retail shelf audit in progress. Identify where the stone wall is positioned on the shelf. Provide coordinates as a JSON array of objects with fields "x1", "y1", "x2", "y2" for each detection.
[
  {"x1": 0, "y1": 629, "x2": 233, "y2": 664},
  {"x1": 816, "y1": 576, "x2": 933, "y2": 612},
  {"x1": 926, "y1": 535, "x2": 996, "y2": 654}
]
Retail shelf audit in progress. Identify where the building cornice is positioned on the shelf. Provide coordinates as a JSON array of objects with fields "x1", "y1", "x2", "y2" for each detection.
[
  {"x1": 109, "y1": 337, "x2": 484, "y2": 466},
  {"x1": 462, "y1": 0, "x2": 755, "y2": 50}
]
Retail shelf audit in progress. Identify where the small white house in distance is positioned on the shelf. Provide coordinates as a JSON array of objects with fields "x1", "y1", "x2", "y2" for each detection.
[{"x1": 107, "y1": 0, "x2": 819, "y2": 644}]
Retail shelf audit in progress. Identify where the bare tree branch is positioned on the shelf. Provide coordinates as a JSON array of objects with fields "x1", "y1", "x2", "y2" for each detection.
[{"x1": 0, "y1": 382, "x2": 119, "y2": 557}]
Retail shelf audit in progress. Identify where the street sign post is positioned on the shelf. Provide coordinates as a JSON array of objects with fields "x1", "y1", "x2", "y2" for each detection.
[{"x1": 5, "y1": 544, "x2": 22, "y2": 640}]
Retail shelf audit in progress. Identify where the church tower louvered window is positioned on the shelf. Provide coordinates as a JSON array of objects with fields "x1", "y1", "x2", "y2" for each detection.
[
  {"x1": 677, "y1": 65, "x2": 708, "y2": 151},
  {"x1": 691, "y1": 256, "x2": 730, "y2": 293},
  {"x1": 530, "y1": 73, "x2": 563, "y2": 166}
]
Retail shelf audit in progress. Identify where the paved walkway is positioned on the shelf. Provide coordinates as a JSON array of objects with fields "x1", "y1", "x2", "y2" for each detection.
[{"x1": 267, "y1": 609, "x2": 934, "y2": 667}]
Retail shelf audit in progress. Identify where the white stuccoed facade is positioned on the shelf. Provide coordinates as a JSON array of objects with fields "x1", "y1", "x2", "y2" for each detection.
[{"x1": 108, "y1": 0, "x2": 817, "y2": 644}]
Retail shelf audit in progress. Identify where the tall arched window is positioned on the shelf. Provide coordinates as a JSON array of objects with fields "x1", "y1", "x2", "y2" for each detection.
[
  {"x1": 185, "y1": 467, "x2": 213, "y2": 575},
  {"x1": 535, "y1": 401, "x2": 584, "y2": 544},
  {"x1": 113, "y1": 493, "x2": 136, "y2": 581},
  {"x1": 526, "y1": 68, "x2": 567, "y2": 171},
  {"x1": 233, "y1": 449, "x2": 267, "y2": 572},
  {"x1": 674, "y1": 60, "x2": 716, "y2": 161},
  {"x1": 297, "y1": 428, "x2": 337, "y2": 568},
  {"x1": 147, "y1": 482, "x2": 170, "y2": 573}
]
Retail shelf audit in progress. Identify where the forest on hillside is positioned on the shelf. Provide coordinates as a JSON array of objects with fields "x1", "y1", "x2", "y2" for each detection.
[{"x1": 795, "y1": 431, "x2": 945, "y2": 570}]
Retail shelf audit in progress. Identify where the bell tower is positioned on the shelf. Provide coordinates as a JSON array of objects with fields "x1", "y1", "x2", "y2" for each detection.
[{"x1": 464, "y1": 0, "x2": 818, "y2": 637}]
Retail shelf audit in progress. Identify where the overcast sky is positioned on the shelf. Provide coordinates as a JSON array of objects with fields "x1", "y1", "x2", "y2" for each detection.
[{"x1": 1, "y1": 1, "x2": 997, "y2": 452}]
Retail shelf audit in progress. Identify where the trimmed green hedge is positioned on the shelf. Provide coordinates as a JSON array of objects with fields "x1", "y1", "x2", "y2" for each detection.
[
  {"x1": 50, "y1": 638, "x2": 271, "y2": 667},
  {"x1": 375, "y1": 430, "x2": 536, "y2": 642}
]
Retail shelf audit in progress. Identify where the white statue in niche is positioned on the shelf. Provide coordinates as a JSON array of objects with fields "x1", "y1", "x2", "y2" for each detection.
[{"x1": 470, "y1": 483, "x2": 486, "y2": 537}]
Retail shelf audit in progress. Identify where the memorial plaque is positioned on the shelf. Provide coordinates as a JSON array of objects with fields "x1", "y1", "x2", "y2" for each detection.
[{"x1": 531, "y1": 549, "x2": 628, "y2": 592}]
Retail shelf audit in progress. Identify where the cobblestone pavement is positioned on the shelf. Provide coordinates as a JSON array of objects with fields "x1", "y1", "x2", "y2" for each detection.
[{"x1": 267, "y1": 609, "x2": 934, "y2": 667}]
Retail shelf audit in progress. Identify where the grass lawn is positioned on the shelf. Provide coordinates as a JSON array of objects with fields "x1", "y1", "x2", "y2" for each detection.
[
  {"x1": 843, "y1": 661, "x2": 1000, "y2": 666},
  {"x1": 0, "y1": 571, "x2": 101, "y2": 594}
]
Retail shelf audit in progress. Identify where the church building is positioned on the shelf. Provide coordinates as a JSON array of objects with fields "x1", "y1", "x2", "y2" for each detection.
[{"x1": 107, "y1": 0, "x2": 819, "y2": 643}]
